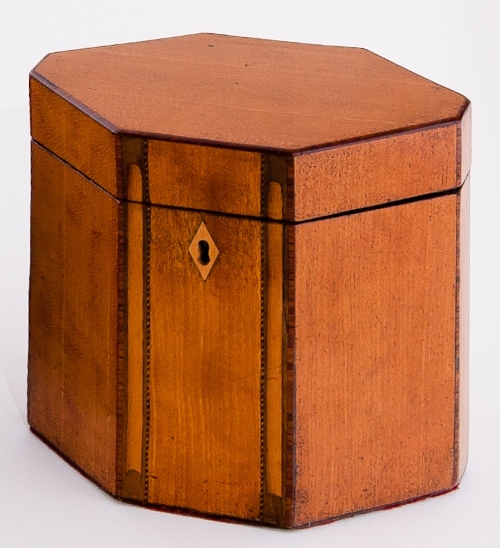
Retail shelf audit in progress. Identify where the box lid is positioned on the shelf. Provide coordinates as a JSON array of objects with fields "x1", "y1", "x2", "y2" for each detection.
[{"x1": 30, "y1": 33, "x2": 470, "y2": 221}]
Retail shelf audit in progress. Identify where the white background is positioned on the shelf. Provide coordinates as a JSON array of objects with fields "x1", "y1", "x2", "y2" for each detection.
[{"x1": 1, "y1": 1, "x2": 499, "y2": 546}]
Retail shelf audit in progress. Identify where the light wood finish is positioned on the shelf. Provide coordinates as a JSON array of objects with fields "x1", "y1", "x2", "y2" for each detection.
[
  {"x1": 267, "y1": 182, "x2": 283, "y2": 219},
  {"x1": 148, "y1": 209, "x2": 262, "y2": 519},
  {"x1": 28, "y1": 34, "x2": 470, "y2": 528},
  {"x1": 460, "y1": 105, "x2": 472, "y2": 182},
  {"x1": 127, "y1": 164, "x2": 143, "y2": 202},
  {"x1": 264, "y1": 222, "x2": 284, "y2": 501},
  {"x1": 293, "y1": 124, "x2": 457, "y2": 220},
  {"x1": 148, "y1": 140, "x2": 261, "y2": 216},
  {"x1": 32, "y1": 34, "x2": 467, "y2": 152},
  {"x1": 188, "y1": 222, "x2": 220, "y2": 280},
  {"x1": 262, "y1": 163, "x2": 287, "y2": 521},
  {"x1": 29, "y1": 78, "x2": 118, "y2": 196},
  {"x1": 293, "y1": 195, "x2": 457, "y2": 525},
  {"x1": 457, "y1": 176, "x2": 470, "y2": 482},
  {"x1": 28, "y1": 142, "x2": 119, "y2": 494},
  {"x1": 122, "y1": 201, "x2": 145, "y2": 500}
]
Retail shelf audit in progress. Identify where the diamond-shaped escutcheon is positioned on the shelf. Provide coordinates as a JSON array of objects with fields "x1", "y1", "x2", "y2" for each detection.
[{"x1": 188, "y1": 222, "x2": 219, "y2": 280}]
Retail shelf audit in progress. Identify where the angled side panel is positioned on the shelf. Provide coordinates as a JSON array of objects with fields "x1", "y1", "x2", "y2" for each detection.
[
  {"x1": 30, "y1": 77, "x2": 119, "y2": 197},
  {"x1": 28, "y1": 142, "x2": 119, "y2": 493},
  {"x1": 293, "y1": 125, "x2": 457, "y2": 221},
  {"x1": 293, "y1": 196, "x2": 457, "y2": 525}
]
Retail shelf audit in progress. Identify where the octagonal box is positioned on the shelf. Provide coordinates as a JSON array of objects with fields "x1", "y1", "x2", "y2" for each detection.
[{"x1": 28, "y1": 34, "x2": 471, "y2": 528}]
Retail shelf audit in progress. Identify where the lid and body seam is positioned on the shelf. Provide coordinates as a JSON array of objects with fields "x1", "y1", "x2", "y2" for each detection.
[{"x1": 29, "y1": 134, "x2": 470, "y2": 226}]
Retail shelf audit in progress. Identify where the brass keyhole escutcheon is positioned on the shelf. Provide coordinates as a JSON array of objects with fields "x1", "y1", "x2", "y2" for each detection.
[
  {"x1": 198, "y1": 240, "x2": 210, "y2": 266},
  {"x1": 189, "y1": 222, "x2": 219, "y2": 280}
]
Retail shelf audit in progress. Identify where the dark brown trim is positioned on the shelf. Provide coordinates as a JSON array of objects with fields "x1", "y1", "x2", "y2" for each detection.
[
  {"x1": 452, "y1": 187, "x2": 461, "y2": 485},
  {"x1": 283, "y1": 166, "x2": 296, "y2": 527},
  {"x1": 456, "y1": 114, "x2": 463, "y2": 187},
  {"x1": 258, "y1": 214, "x2": 266, "y2": 520},
  {"x1": 116, "y1": 200, "x2": 127, "y2": 497},
  {"x1": 142, "y1": 142, "x2": 152, "y2": 502},
  {"x1": 118, "y1": 119, "x2": 464, "y2": 155}
]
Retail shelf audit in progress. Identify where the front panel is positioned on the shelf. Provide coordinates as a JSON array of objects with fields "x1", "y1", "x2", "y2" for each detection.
[{"x1": 147, "y1": 208, "x2": 263, "y2": 519}]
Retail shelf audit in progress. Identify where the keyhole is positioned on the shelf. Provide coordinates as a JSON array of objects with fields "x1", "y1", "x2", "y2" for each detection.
[{"x1": 198, "y1": 240, "x2": 210, "y2": 265}]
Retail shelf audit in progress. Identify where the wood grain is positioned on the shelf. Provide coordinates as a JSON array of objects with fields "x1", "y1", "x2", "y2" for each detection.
[
  {"x1": 30, "y1": 78, "x2": 118, "y2": 196},
  {"x1": 283, "y1": 223, "x2": 296, "y2": 528},
  {"x1": 147, "y1": 208, "x2": 262, "y2": 519},
  {"x1": 118, "y1": 136, "x2": 148, "y2": 500},
  {"x1": 28, "y1": 33, "x2": 470, "y2": 527},
  {"x1": 263, "y1": 221, "x2": 284, "y2": 513},
  {"x1": 293, "y1": 124, "x2": 457, "y2": 220},
  {"x1": 460, "y1": 105, "x2": 472, "y2": 183},
  {"x1": 122, "y1": 201, "x2": 145, "y2": 501},
  {"x1": 148, "y1": 140, "x2": 261, "y2": 216},
  {"x1": 293, "y1": 195, "x2": 457, "y2": 525},
  {"x1": 32, "y1": 34, "x2": 467, "y2": 152},
  {"x1": 456, "y1": 176, "x2": 470, "y2": 482},
  {"x1": 28, "y1": 142, "x2": 119, "y2": 494}
]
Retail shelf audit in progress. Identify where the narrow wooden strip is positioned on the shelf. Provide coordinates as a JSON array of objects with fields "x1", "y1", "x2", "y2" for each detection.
[
  {"x1": 293, "y1": 124, "x2": 458, "y2": 221},
  {"x1": 259, "y1": 219, "x2": 266, "y2": 520},
  {"x1": 123, "y1": 203, "x2": 145, "y2": 498},
  {"x1": 118, "y1": 136, "x2": 148, "y2": 501},
  {"x1": 283, "y1": 223, "x2": 297, "y2": 527},
  {"x1": 264, "y1": 221, "x2": 284, "y2": 498},
  {"x1": 460, "y1": 105, "x2": 472, "y2": 183},
  {"x1": 455, "y1": 176, "x2": 470, "y2": 482},
  {"x1": 283, "y1": 159, "x2": 296, "y2": 527},
  {"x1": 116, "y1": 200, "x2": 127, "y2": 496},
  {"x1": 260, "y1": 154, "x2": 287, "y2": 524},
  {"x1": 116, "y1": 135, "x2": 127, "y2": 497},
  {"x1": 142, "y1": 124, "x2": 152, "y2": 503},
  {"x1": 453, "y1": 190, "x2": 461, "y2": 483},
  {"x1": 143, "y1": 195, "x2": 152, "y2": 503},
  {"x1": 285, "y1": 158, "x2": 296, "y2": 223},
  {"x1": 261, "y1": 155, "x2": 285, "y2": 509}
]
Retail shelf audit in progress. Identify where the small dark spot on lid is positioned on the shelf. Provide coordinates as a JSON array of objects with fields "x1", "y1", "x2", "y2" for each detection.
[
  {"x1": 208, "y1": 44, "x2": 214, "y2": 47},
  {"x1": 245, "y1": 63, "x2": 250, "y2": 67}
]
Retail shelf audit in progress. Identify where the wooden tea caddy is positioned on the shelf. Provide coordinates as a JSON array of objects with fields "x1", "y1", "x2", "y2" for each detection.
[{"x1": 28, "y1": 33, "x2": 471, "y2": 528}]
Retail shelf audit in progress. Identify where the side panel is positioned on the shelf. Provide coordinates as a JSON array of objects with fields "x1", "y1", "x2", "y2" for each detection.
[
  {"x1": 28, "y1": 142, "x2": 119, "y2": 493},
  {"x1": 293, "y1": 196, "x2": 457, "y2": 525},
  {"x1": 147, "y1": 209, "x2": 262, "y2": 519},
  {"x1": 293, "y1": 125, "x2": 457, "y2": 221},
  {"x1": 30, "y1": 78, "x2": 118, "y2": 197}
]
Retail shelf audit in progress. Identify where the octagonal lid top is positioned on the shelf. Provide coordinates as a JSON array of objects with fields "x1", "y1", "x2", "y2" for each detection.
[{"x1": 31, "y1": 33, "x2": 468, "y2": 152}]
